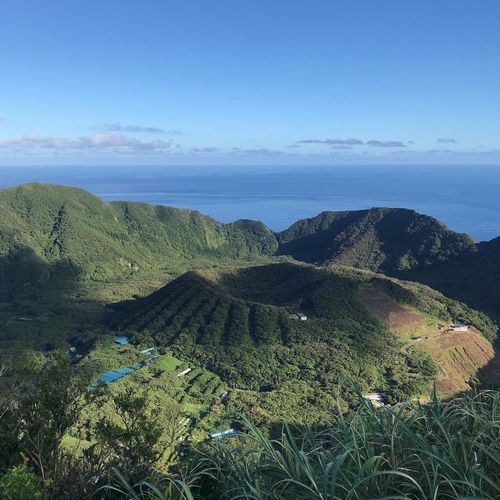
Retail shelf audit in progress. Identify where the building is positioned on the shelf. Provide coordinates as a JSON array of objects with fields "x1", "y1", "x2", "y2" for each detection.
[
  {"x1": 177, "y1": 367, "x2": 192, "y2": 377},
  {"x1": 451, "y1": 324, "x2": 468, "y2": 332},
  {"x1": 363, "y1": 392, "x2": 384, "y2": 407},
  {"x1": 210, "y1": 428, "x2": 237, "y2": 440},
  {"x1": 289, "y1": 312, "x2": 308, "y2": 321}
]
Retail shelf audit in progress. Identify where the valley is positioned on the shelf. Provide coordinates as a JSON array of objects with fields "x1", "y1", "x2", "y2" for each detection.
[
  {"x1": 1, "y1": 183, "x2": 499, "y2": 498},
  {"x1": 0, "y1": 184, "x2": 499, "y2": 448}
]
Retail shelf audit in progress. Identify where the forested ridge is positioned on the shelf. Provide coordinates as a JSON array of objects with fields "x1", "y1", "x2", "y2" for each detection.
[
  {"x1": 1, "y1": 183, "x2": 500, "y2": 498},
  {"x1": 2, "y1": 183, "x2": 499, "y2": 318}
]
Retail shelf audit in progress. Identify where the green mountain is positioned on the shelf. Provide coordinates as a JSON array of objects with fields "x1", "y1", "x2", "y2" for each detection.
[
  {"x1": 1, "y1": 183, "x2": 499, "y2": 321},
  {"x1": 276, "y1": 208, "x2": 475, "y2": 271},
  {"x1": 1, "y1": 183, "x2": 499, "y2": 498},
  {"x1": 274, "y1": 208, "x2": 500, "y2": 318},
  {"x1": 403, "y1": 236, "x2": 500, "y2": 318},
  {"x1": 0, "y1": 183, "x2": 277, "y2": 299},
  {"x1": 114, "y1": 261, "x2": 499, "y2": 400}
]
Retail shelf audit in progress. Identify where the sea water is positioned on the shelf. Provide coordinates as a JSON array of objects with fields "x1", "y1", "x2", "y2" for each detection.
[{"x1": 1, "y1": 164, "x2": 499, "y2": 241}]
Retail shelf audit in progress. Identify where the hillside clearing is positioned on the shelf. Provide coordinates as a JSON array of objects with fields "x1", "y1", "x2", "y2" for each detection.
[
  {"x1": 359, "y1": 284, "x2": 500, "y2": 394},
  {"x1": 360, "y1": 284, "x2": 435, "y2": 338},
  {"x1": 426, "y1": 329, "x2": 500, "y2": 394}
]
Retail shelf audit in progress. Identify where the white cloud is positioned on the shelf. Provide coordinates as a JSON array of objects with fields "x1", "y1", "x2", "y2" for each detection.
[
  {"x1": 99, "y1": 122, "x2": 182, "y2": 134},
  {"x1": 296, "y1": 138, "x2": 406, "y2": 148},
  {"x1": 0, "y1": 133, "x2": 174, "y2": 153},
  {"x1": 190, "y1": 147, "x2": 219, "y2": 153}
]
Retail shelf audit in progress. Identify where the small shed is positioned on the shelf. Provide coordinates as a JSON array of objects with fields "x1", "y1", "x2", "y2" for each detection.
[
  {"x1": 289, "y1": 312, "x2": 308, "y2": 321},
  {"x1": 140, "y1": 347, "x2": 155, "y2": 354},
  {"x1": 363, "y1": 392, "x2": 384, "y2": 406},
  {"x1": 451, "y1": 324, "x2": 468, "y2": 332},
  {"x1": 177, "y1": 368, "x2": 192, "y2": 377},
  {"x1": 210, "y1": 428, "x2": 237, "y2": 440}
]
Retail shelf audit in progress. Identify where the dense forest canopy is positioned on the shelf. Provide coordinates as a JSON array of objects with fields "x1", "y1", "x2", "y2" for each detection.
[
  {"x1": 1, "y1": 183, "x2": 499, "y2": 498},
  {"x1": 1, "y1": 183, "x2": 499, "y2": 318}
]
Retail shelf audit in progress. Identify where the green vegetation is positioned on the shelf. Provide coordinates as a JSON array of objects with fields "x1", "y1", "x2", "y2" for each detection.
[
  {"x1": 404, "y1": 236, "x2": 500, "y2": 320},
  {"x1": 274, "y1": 207, "x2": 500, "y2": 320},
  {"x1": 276, "y1": 207, "x2": 475, "y2": 271},
  {"x1": 108, "y1": 390, "x2": 500, "y2": 500},
  {"x1": 0, "y1": 183, "x2": 277, "y2": 302},
  {"x1": 2, "y1": 183, "x2": 500, "y2": 322},
  {"x1": 116, "y1": 263, "x2": 443, "y2": 403},
  {"x1": 370, "y1": 276, "x2": 498, "y2": 341},
  {"x1": 3, "y1": 353, "x2": 498, "y2": 499},
  {"x1": 1, "y1": 184, "x2": 499, "y2": 498},
  {"x1": 0, "y1": 464, "x2": 44, "y2": 500}
]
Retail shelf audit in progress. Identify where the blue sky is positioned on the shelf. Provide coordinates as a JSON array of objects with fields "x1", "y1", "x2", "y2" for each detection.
[{"x1": 1, "y1": 0, "x2": 499, "y2": 165}]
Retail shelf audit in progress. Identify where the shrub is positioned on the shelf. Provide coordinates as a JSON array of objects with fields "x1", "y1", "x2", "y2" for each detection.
[{"x1": 0, "y1": 464, "x2": 44, "y2": 500}]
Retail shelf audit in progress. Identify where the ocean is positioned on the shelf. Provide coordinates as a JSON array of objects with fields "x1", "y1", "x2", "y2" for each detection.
[{"x1": 1, "y1": 164, "x2": 500, "y2": 242}]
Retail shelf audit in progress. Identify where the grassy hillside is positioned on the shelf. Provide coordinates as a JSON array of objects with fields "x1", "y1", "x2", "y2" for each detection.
[
  {"x1": 1, "y1": 183, "x2": 498, "y2": 386},
  {"x1": 359, "y1": 280, "x2": 500, "y2": 393},
  {"x1": 404, "y1": 237, "x2": 500, "y2": 319},
  {"x1": 116, "y1": 263, "x2": 464, "y2": 402},
  {"x1": 0, "y1": 183, "x2": 277, "y2": 300},
  {"x1": 1, "y1": 184, "x2": 499, "y2": 498},
  {"x1": 110, "y1": 390, "x2": 500, "y2": 500},
  {"x1": 2, "y1": 183, "x2": 499, "y2": 320},
  {"x1": 275, "y1": 208, "x2": 500, "y2": 319}
]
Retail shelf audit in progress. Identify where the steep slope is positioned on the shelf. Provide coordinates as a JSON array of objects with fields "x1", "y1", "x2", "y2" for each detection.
[
  {"x1": 276, "y1": 208, "x2": 500, "y2": 318},
  {"x1": 276, "y1": 208, "x2": 475, "y2": 272},
  {"x1": 0, "y1": 183, "x2": 277, "y2": 298},
  {"x1": 115, "y1": 262, "x2": 493, "y2": 399},
  {"x1": 359, "y1": 281, "x2": 499, "y2": 393},
  {"x1": 2, "y1": 183, "x2": 499, "y2": 321},
  {"x1": 404, "y1": 236, "x2": 500, "y2": 318}
]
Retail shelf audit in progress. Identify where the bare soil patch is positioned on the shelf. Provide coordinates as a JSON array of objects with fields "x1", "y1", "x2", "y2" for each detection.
[
  {"x1": 427, "y1": 329, "x2": 500, "y2": 394},
  {"x1": 360, "y1": 285, "x2": 430, "y2": 337}
]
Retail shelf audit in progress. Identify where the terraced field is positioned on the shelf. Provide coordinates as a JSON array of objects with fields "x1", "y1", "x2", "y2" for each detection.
[
  {"x1": 113, "y1": 263, "x2": 441, "y2": 402},
  {"x1": 73, "y1": 337, "x2": 233, "y2": 447},
  {"x1": 359, "y1": 281, "x2": 500, "y2": 394}
]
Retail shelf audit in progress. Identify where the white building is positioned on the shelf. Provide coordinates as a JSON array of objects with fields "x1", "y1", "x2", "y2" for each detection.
[
  {"x1": 177, "y1": 368, "x2": 192, "y2": 377},
  {"x1": 364, "y1": 392, "x2": 383, "y2": 402},
  {"x1": 289, "y1": 312, "x2": 308, "y2": 321}
]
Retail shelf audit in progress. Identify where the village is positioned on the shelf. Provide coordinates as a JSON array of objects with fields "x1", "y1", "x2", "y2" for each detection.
[{"x1": 33, "y1": 314, "x2": 473, "y2": 438}]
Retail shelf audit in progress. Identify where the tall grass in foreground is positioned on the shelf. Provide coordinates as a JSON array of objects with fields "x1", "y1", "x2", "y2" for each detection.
[{"x1": 105, "y1": 390, "x2": 500, "y2": 499}]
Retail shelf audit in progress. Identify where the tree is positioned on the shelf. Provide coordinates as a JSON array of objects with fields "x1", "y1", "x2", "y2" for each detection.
[
  {"x1": 16, "y1": 351, "x2": 89, "y2": 486},
  {"x1": 0, "y1": 359, "x2": 21, "y2": 471},
  {"x1": 0, "y1": 464, "x2": 44, "y2": 500},
  {"x1": 93, "y1": 386, "x2": 184, "y2": 477}
]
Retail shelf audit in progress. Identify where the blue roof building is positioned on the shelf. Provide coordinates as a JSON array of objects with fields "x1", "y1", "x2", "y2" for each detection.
[{"x1": 210, "y1": 428, "x2": 238, "y2": 440}]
